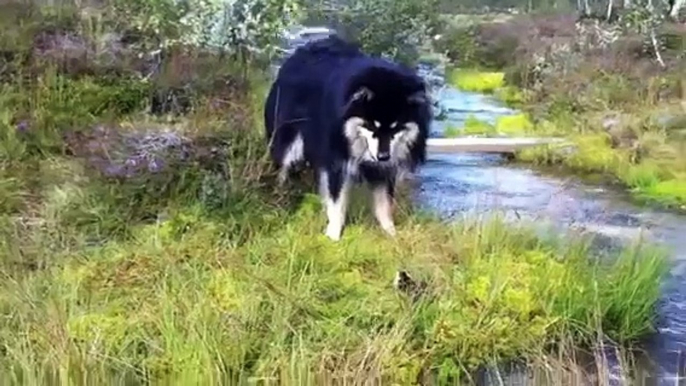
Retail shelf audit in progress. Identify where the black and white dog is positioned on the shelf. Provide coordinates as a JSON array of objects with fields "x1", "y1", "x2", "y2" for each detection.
[{"x1": 264, "y1": 36, "x2": 431, "y2": 241}]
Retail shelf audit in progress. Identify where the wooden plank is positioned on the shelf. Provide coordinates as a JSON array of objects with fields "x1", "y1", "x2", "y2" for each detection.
[{"x1": 426, "y1": 137, "x2": 568, "y2": 154}]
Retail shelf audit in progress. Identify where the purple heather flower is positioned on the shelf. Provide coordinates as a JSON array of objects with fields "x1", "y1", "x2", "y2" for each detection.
[
  {"x1": 86, "y1": 140, "x2": 103, "y2": 152},
  {"x1": 16, "y1": 121, "x2": 30, "y2": 133},
  {"x1": 125, "y1": 155, "x2": 144, "y2": 168},
  {"x1": 104, "y1": 164, "x2": 126, "y2": 177},
  {"x1": 147, "y1": 157, "x2": 164, "y2": 173}
]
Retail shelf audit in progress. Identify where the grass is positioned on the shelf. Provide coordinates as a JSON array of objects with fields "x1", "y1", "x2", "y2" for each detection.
[
  {"x1": 444, "y1": 62, "x2": 686, "y2": 210},
  {"x1": 0, "y1": 6, "x2": 671, "y2": 383},
  {"x1": 440, "y1": 13, "x2": 516, "y2": 31},
  {"x1": 442, "y1": 113, "x2": 534, "y2": 137},
  {"x1": 447, "y1": 68, "x2": 526, "y2": 106},
  {"x1": 516, "y1": 110, "x2": 686, "y2": 210},
  {"x1": 448, "y1": 68, "x2": 505, "y2": 93},
  {"x1": 438, "y1": 13, "x2": 686, "y2": 211},
  {"x1": 0, "y1": 60, "x2": 670, "y2": 385},
  {"x1": 0, "y1": 184, "x2": 668, "y2": 383}
]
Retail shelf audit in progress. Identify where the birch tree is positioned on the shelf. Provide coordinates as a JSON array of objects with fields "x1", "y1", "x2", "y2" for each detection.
[{"x1": 668, "y1": 0, "x2": 685, "y2": 19}]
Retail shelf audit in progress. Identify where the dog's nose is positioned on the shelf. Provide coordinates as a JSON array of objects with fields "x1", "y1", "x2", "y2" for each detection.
[{"x1": 377, "y1": 151, "x2": 390, "y2": 161}]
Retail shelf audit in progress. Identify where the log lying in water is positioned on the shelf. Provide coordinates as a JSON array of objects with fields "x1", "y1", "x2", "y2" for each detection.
[{"x1": 426, "y1": 137, "x2": 569, "y2": 154}]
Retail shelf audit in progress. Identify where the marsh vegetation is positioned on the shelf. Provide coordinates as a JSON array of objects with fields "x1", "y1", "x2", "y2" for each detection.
[
  {"x1": 0, "y1": 0, "x2": 678, "y2": 383},
  {"x1": 437, "y1": 9, "x2": 686, "y2": 210}
]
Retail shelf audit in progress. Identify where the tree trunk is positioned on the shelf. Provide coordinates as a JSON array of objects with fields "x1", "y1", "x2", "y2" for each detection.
[{"x1": 669, "y1": 0, "x2": 685, "y2": 19}]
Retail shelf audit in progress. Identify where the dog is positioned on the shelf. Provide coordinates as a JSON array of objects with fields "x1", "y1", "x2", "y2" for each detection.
[{"x1": 264, "y1": 36, "x2": 431, "y2": 241}]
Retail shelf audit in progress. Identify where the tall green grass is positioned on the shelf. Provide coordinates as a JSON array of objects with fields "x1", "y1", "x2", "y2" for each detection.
[
  {"x1": 442, "y1": 114, "x2": 535, "y2": 137},
  {"x1": 0, "y1": 6, "x2": 670, "y2": 383},
  {"x1": 448, "y1": 69, "x2": 505, "y2": 93},
  {"x1": 0, "y1": 64, "x2": 669, "y2": 384},
  {"x1": 0, "y1": 196, "x2": 668, "y2": 383}
]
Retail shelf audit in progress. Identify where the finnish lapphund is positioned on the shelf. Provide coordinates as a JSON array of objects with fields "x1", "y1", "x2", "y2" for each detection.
[{"x1": 264, "y1": 36, "x2": 431, "y2": 241}]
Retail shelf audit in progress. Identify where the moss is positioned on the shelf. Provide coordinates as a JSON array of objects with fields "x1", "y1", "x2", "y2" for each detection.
[
  {"x1": 463, "y1": 115, "x2": 496, "y2": 135},
  {"x1": 445, "y1": 114, "x2": 534, "y2": 137},
  {"x1": 443, "y1": 124, "x2": 462, "y2": 137},
  {"x1": 637, "y1": 179, "x2": 686, "y2": 209},
  {"x1": 446, "y1": 68, "x2": 525, "y2": 109},
  {"x1": 495, "y1": 113, "x2": 534, "y2": 135},
  {"x1": 495, "y1": 85, "x2": 526, "y2": 106},
  {"x1": 448, "y1": 68, "x2": 505, "y2": 93}
]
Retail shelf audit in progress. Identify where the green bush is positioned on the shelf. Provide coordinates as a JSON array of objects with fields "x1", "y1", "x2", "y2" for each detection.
[{"x1": 305, "y1": 0, "x2": 442, "y2": 65}]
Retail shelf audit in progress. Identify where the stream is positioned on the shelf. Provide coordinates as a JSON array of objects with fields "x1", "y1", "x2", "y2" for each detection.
[{"x1": 418, "y1": 65, "x2": 686, "y2": 385}]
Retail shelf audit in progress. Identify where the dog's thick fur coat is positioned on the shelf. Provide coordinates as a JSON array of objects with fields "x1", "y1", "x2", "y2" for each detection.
[{"x1": 264, "y1": 36, "x2": 431, "y2": 240}]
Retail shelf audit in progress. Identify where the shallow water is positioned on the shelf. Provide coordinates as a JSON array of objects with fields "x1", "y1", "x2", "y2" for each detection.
[
  {"x1": 430, "y1": 86, "x2": 517, "y2": 137},
  {"x1": 419, "y1": 82, "x2": 686, "y2": 385}
]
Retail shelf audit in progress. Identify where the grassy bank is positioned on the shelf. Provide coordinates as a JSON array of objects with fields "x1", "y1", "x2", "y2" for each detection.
[
  {"x1": 0, "y1": 4, "x2": 669, "y2": 384},
  {"x1": 440, "y1": 13, "x2": 686, "y2": 210},
  {"x1": 443, "y1": 111, "x2": 535, "y2": 137},
  {"x1": 447, "y1": 68, "x2": 525, "y2": 106}
]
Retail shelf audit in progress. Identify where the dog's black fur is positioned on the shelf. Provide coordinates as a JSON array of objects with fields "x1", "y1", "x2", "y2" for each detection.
[{"x1": 264, "y1": 36, "x2": 431, "y2": 240}]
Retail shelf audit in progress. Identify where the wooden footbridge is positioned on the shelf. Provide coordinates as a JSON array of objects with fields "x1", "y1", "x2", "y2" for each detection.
[{"x1": 426, "y1": 137, "x2": 569, "y2": 154}]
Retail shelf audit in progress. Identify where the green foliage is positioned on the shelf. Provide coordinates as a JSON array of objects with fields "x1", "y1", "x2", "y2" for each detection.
[
  {"x1": 445, "y1": 114, "x2": 534, "y2": 137},
  {"x1": 435, "y1": 23, "x2": 481, "y2": 65},
  {"x1": 435, "y1": 19, "x2": 520, "y2": 70},
  {"x1": 496, "y1": 113, "x2": 534, "y2": 134},
  {"x1": 441, "y1": 13, "x2": 686, "y2": 209},
  {"x1": 1, "y1": 74, "x2": 151, "y2": 159},
  {"x1": 448, "y1": 68, "x2": 506, "y2": 93},
  {"x1": 0, "y1": 166, "x2": 668, "y2": 381},
  {"x1": 638, "y1": 179, "x2": 686, "y2": 206},
  {"x1": 518, "y1": 124, "x2": 686, "y2": 209},
  {"x1": 495, "y1": 85, "x2": 526, "y2": 106},
  {"x1": 306, "y1": 0, "x2": 442, "y2": 65},
  {"x1": 110, "y1": 0, "x2": 302, "y2": 57},
  {"x1": 463, "y1": 115, "x2": 497, "y2": 135},
  {"x1": 444, "y1": 124, "x2": 463, "y2": 137}
]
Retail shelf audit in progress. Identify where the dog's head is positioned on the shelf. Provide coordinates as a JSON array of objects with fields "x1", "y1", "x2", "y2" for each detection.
[{"x1": 341, "y1": 67, "x2": 430, "y2": 166}]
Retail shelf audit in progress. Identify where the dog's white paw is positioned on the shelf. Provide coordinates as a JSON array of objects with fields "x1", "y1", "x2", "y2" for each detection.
[
  {"x1": 277, "y1": 168, "x2": 289, "y2": 187},
  {"x1": 381, "y1": 223, "x2": 397, "y2": 237},
  {"x1": 325, "y1": 223, "x2": 343, "y2": 241}
]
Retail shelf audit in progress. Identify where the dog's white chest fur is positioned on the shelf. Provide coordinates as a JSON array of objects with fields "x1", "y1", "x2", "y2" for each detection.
[{"x1": 310, "y1": 116, "x2": 422, "y2": 241}]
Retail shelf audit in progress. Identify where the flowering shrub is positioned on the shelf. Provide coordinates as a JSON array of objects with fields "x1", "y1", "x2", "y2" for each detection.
[{"x1": 111, "y1": 0, "x2": 302, "y2": 59}]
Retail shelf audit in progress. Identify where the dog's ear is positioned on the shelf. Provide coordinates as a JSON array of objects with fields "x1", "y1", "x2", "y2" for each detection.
[
  {"x1": 407, "y1": 90, "x2": 427, "y2": 105},
  {"x1": 350, "y1": 86, "x2": 374, "y2": 103},
  {"x1": 343, "y1": 86, "x2": 373, "y2": 116}
]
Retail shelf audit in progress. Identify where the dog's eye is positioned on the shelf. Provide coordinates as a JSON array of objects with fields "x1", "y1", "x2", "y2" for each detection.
[{"x1": 390, "y1": 123, "x2": 407, "y2": 138}]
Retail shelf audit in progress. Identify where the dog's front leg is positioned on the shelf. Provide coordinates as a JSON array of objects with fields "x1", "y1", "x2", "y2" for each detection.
[
  {"x1": 371, "y1": 181, "x2": 396, "y2": 237},
  {"x1": 319, "y1": 168, "x2": 351, "y2": 241}
]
